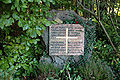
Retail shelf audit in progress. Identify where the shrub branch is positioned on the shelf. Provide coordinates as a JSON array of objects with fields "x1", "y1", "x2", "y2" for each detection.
[{"x1": 78, "y1": 0, "x2": 117, "y2": 52}]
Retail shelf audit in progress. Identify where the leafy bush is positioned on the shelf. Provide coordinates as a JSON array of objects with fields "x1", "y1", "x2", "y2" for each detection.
[
  {"x1": 45, "y1": 62, "x2": 83, "y2": 80},
  {"x1": 0, "y1": 0, "x2": 55, "y2": 79},
  {"x1": 34, "y1": 63, "x2": 60, "y2": 80},
  {"x1": 93, "y1": 40, "x2": 120, "y2": 79},
  {"x1": 76, "y1": 57, "x2": 114, "y2": 80},
  {"x1": 42, "y1": 57, "x2": 114, "y2": 80}
]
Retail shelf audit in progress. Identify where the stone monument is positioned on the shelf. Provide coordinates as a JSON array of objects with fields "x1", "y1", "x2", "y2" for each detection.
[
  {"x1": 40, "y1": 10, "x2": 96, "y2": 68},
  {"x1": 49, "y1": 24, "x2": 84, "y2": 55}
]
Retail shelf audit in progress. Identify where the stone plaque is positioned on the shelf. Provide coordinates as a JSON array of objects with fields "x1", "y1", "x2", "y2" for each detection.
[{"x1": 49, "y1": 24, "x2": 84, "y2": 55}]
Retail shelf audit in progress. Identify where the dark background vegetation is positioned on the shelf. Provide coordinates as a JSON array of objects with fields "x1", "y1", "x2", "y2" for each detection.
[{"x1": 0, "y1": 0, "x2": 120, "y2": 80}]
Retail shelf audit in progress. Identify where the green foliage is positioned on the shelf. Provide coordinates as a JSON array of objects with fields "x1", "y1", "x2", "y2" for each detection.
[
  {"x1": 0, "y1": 0, "x2": 55, "y2": 79},
  {"x1": 37, "y1": 63, "x2": 60, "y2": 79},
  {"x1": 93, "y1": 40, "x2": 120, "y2": 79},
  {"x1": 44, "y1": 57, "x2": 113, "y2": 80},
  {"x1": 76, "y1": 0, "x2": 120, "y2": 78},
  {"x1": 93, "y1": 40, "x2": 113, "y2": 58},
  {"x1": 39, "y1": 63, "x2": 59, "y2": 75},
  {"x1": 100, "y1": 15, "x2": 120, "y2": 50},
  {"x1": 54, "y1": 0, "x2": 75, "y2": 10},
  {"x1": 77, "y1": 57, "x2": 114, "y2": 80},
  {"x1": 45, "y1": 62, "x2": 83, "y2": 80},
  {"x1": 0, "y1": 0, "x2": 119, "y2": 79}
]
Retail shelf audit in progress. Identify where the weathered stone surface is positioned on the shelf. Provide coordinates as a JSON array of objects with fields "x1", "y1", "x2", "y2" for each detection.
[
  {"x1": 40, "y1": 56, "x2": 52, "y2": 64},
  {"x1": 49, "y1": 24, "x2": 84, "y2": 55},
  {"x1": 48, "y1": 10, "x2": 87, "y2": 22},
  {"x1": 42, "y1": 26, "x2": 49, "y2": 51},
  {"x1": 42, "y1": 10, "x2": 87, "y2": 51},
  {"x1": 40, "y1": 10, "x2": 85, "y2": 68},
  {"x1": 40, "y1": 10, "x2": 94, "y2": 68},
  {"x1": 40, "y1": 25, "x2": 84, "y2": 68}
]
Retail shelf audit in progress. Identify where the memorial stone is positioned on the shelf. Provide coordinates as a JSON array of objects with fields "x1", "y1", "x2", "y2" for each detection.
[
  {"x1": 49, "y1": 24, "x2": 84, "y2": 55},
  {"x1": 40, "y1": 10, "x2": 95, "y2": 68}
]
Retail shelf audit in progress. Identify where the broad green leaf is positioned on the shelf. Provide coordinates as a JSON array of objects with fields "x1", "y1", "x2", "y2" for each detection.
[
  {"x1": 5, "y1": 18, "x2": 14, "y2": 26},
  {"x1": 51, "y1": 21, "x2": 57, "y2": 24},
  {"x1": 8, "y1": 65, "x2": 14, "y2": 71},
  {"x1": 36, "y1": 30, "x2": 41, "y2": 36},
  {"x1": 16, "y1": 38, "x2": 20, "y2": 43},
  {"x1": 12, "y1": 12, "x2": 19, "y2": 20},
  {"x1": 0, "y1": 50, "x2": 2, "y2": 55},
  {"x1": 76, "y1": 75, "x2": 82, "y2": 80},
  {"x1": 36, "y1": 26, "x2": 41, "y2": 30},
  {"x1": 45, "y1": 21, "x2": 51, "y2": 26},
  {"x1": 36, "y1": 0, "x2": 41, "y2": 4},
  {"x1": 15, "y1": 0, "x2": 19, "y2": 7},
  {"x1": 31, "y1": 39, "x2": 37, "y2": 44},
  {"x1": 18, "y1": 20, "x2": 22, "y2": 27},
  {"x1": 60, "y1": 70, "x2": 63, "y2": 73},
  {"x1": 10, "y1": 18, "x2": 14, "y2": 24},
  {"x1": 42, "y1": 0, "x2": 46, "y2": 2},
  {"x1": 23, "y1": 24, "x2": 29, "y2": 30},
  {"x1": 28, "y1": 0, "x2": 33, "y2": 2},
  {"x1": 28, "y1": 21, "x2": 31, "y2": 24},
  {"x1": 8, "y1": 36, "x2": 11, "y2": 39},
  {"x1": 36, "y1": 39, "x2": 40, "y2": 41},
  {"x1": 2, "y1": 61, "x2": 9, "y2": 70},
  {"x1": 27, "y1": 41, "x2": 31, "y2": 46},
  {"x1": 2, "y1": 0, "x2": 11, "y2": 4},
  {"x1": 0, "y1": 23, "x2": 4, "y2": 29},
  {"x1": 30, "y1": 30, "x2": 37, "y2": 38},
  {"x1": 22, "y1": 64, "x2": 29, "y2": 70},
  {"x1": 3, "y1": 14, "x2": 10, "y2": 18},
  {"x1": 52, "y1": 0, "x2": 55, "y2": 4},
  {"x1": 26, "y1": 46, "x2": 29, "y2": 51},
  {"x1": 22, "y1": 5, "x2": 27, "y2": 8},
  {"x1": 49, "y1": 0, "x2": 53, "y2": 2},
  {"x1": 21, "y1": 0, "x2": 25, "y2": 3},
  {"x1": 46, "y1": 1, "x2": 50, "y2": 7},
  {"x1": 17, "y1": 7, "x2": 20, "y2": 12},
  {"x1": 11, "y1": 5, "x2": 15, "y2": 10},
  {"x1": 42, "y1": 26, "x2": 46, "y2": 30}
]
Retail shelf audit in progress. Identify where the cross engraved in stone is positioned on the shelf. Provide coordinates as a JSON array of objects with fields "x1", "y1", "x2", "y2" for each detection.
[{"x1": 56, "y1": 28, "x2": 78, "y2": 54}]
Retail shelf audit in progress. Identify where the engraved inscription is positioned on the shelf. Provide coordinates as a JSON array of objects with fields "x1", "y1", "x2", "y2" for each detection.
[{"x1": 49, "y1": 24, "x2": 84, "y2": 55}]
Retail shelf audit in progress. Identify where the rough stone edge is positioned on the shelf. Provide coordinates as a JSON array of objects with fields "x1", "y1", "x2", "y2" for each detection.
[{"x1": 40, "y1": 10, "x2": 94, "y2": 68}]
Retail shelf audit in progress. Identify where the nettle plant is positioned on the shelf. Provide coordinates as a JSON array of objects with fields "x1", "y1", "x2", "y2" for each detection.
[{"x1": 0, "y1": 0, "x2": 55, "y2": 79}]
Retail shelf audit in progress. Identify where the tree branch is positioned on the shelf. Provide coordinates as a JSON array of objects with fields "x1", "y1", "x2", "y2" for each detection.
[
  {"x1": 78, "y1": 0, "x2": 117, "y2": 52},
  {"x1": 106, "y1": 3, "x2": 120, "y2": 38},
  {"x1": 78, "y1": 0, "x2": 98, "y2": 20},
  {"x1": 109, "y1": 13, "x2": 120, "y2": 38}
]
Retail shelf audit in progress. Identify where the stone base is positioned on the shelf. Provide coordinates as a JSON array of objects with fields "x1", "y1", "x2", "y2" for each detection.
[{"x1": 40, "y1": 55, "x2": 81, "y2": 69}]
